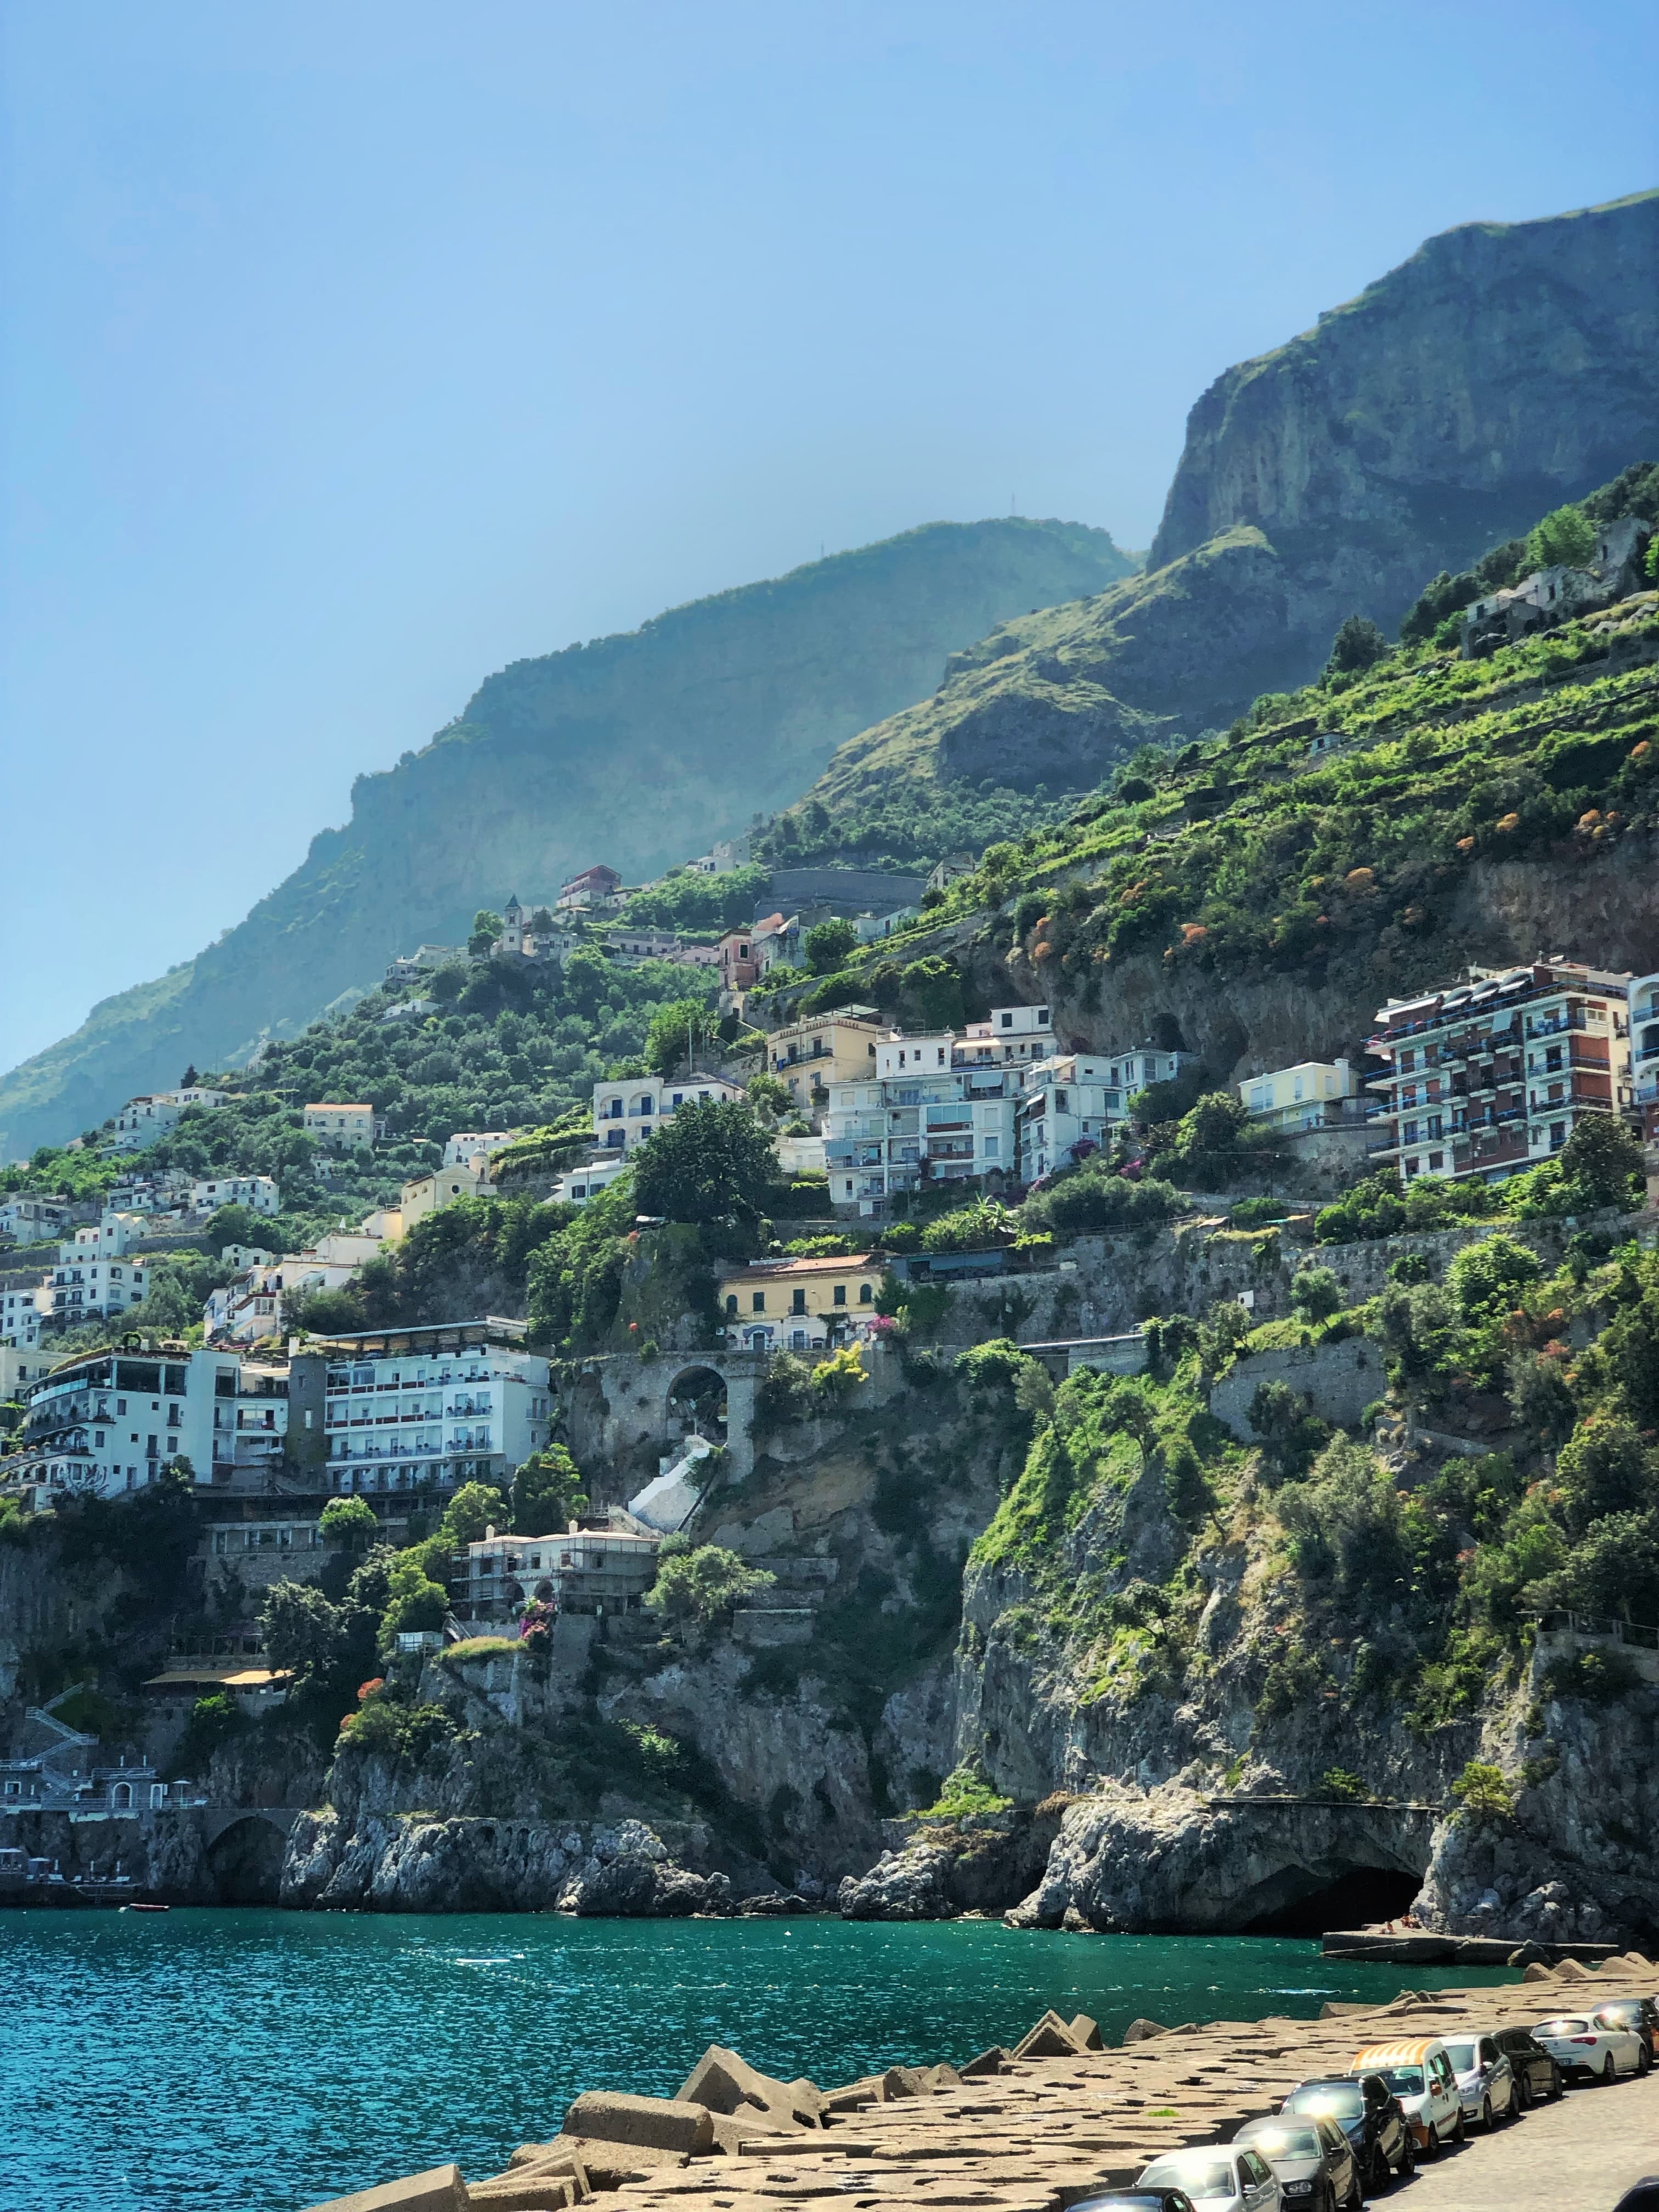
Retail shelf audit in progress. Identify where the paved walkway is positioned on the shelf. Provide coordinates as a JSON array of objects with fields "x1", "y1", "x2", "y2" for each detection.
[{"x1": 1397, "y1": 2069, "x2": 1659, "y2": 2211}]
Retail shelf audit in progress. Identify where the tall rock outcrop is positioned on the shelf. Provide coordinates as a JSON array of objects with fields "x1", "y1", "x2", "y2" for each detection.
[
  {"x1": 802, "y1": 188, "x2": 1659, "y2": 810},
  {"x1": 0, "y1": 518, "x2": 1133, "y2": 1158},
  {"x1": 1150, "y1": 188, "x2": 1659, "y2": 603}
]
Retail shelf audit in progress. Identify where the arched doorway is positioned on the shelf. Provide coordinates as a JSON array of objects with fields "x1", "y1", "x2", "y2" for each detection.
[{"x1": 667, "y1": 1367, "x2": 727, "y2": 1447}]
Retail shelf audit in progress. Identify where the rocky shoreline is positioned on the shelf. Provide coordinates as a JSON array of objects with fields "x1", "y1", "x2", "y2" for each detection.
[{"x1": 304, "y1": 1949, "x2": 1659, "y2": 2211}]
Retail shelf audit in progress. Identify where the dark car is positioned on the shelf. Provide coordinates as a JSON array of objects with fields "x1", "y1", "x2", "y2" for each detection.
[
  {"x1": 1070, "y1": 2194, "x2": 1197, "y2": 2212},
  {"x1": 1235, "y1": 2113, "x2": 1362, "y2": 2210},
  {"x1": 1279, "y1": 2073, "x2": 1414, "y2": 2193},
  {"x1": 1594, "y1": 1999, "x2": 1659, "y2": 2059},
  {"x1": 1492, "y1": 2024, "x2": 1564, "y2": 2106}
]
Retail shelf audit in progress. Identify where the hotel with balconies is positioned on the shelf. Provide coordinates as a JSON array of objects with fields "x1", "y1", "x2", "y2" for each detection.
[
  {"x1": 304, "y1": 1320, "x2": 552, "y2": 1499},
  {"x1": 1365, "y1": 958, "x2": 1636, "y2": 1186}
]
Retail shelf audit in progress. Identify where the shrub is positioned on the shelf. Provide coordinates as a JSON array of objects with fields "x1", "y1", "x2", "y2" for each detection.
[
  {"x1": 1450, "y1": 1759, "x2": 1515, "y2": 1827},
  {"x1": 804, "y1": 918, "x2": 858, "y2": 973},
  {"x1": 810, "y1": 1345, "x2": 867, "y2": 1401},
  {"x1": 1290, "y1": 1264, "x2": 1343, "y2": 1323},
  {"x1": 319, "y1": 1496, "x2": 379, "y2": 1545},
  {"x1": 646, "y1": 1544, "x2": 776, "y2": 1626},
  {"x1": 918, "y1": 1761, "x2": 1013, "y2": 1820},
  {"x1": 1319, "y1": 1768, "x2": 1368, "y2": 1802}
]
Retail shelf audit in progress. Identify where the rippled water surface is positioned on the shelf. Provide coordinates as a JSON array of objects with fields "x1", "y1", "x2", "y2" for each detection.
[{"x1": 6, "y1": 1910, "x2": 1518, "y2": 2212}]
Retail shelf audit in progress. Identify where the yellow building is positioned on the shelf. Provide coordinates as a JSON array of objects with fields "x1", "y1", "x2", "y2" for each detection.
[
  {"x1": 1238, "y1": 1059, "x2": 1358, "y2": 1134},
  {"x1": 303, "y1": 1102, "x2": 376, "y2": 1150},
  {"x1": 398, "y1": 1161, "x2": 491, "y2": 1231},
  {"x1": 720, "y1": 1253, "x2": 881, "y2": 1351},
  {"x1": 766, "y1": 1008, "x2": 884, "y2": 1111}
]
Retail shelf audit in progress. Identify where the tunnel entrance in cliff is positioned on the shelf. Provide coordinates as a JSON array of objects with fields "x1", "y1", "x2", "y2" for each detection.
[
  {"x1": 206, "y1": 1816, "x2": 287, "y2": 1904},
  {"x1": 1238, "y1": 1862, "x2": 1422, "y2": 1936},
  {"x1": 668, "y1": 1367, "x2": 727, "y2": 1446}
]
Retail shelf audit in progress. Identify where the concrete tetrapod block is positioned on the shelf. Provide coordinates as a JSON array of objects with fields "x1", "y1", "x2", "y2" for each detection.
[
  {"x1": 676, "y1": 2045, "x2": 823, "y2": 2129},
  {"x1": 562, "y1": 2095, "x2": 713, "y2": 2156},
  {"x1": 1068, "y1": 2016, "x2": 1104, "y2": 2052},
  {"x1": 301, "y1": 2166, "x2": 468, "y2": 2212},
  {"x1": 960, "y1": 2046, "x2": 1009, "y2": 2078},
  {"x1": 1120, "y1": 2020, "x2": 1168, "y2": 2045},
  {"x1": 1013, "y1": 2012, "x2": 1085, "y2": 2061}
]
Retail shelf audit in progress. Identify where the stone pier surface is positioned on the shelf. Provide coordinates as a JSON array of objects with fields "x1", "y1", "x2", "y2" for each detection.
[{"x1": 306, "y1": 1957, "x2": 1659, "y2": 2212}]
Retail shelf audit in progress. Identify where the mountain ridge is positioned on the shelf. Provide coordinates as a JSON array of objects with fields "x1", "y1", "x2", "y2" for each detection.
[{"x1": 0, "y1": 517, "x2": 1135, "y2": 1160}]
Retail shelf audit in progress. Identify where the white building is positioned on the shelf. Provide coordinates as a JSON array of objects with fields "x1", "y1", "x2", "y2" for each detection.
[
  {"x1": 0, "y1": 1275, "x2": 48, "y2": 1350},
  {"x1": 47, "y1": 1216, "x2": 151, "y2": 1324},
  {"x1": 8, "y1": 1344, "x2": 246, "y2": 1500},
  {"x1": 191, "y1": 1174, "x2": 280, "y2": 1217},
  {"x1": 0, "y1": 1344, "x2": 53, "y2": 1399},
  {"x1": 956, "y1": 1003, "x2": 1054, "y2": 1068},
  {"x1": 1632, "y1": 969, "x2": 1659, "y2": 1147},
  {"x1": 108, "y1": 1170, "x2": 193, "y2": 1218},
  {"x1": 312, "y1": 1322, "x2": 553, "y2": 1498},
  {"x1": 1017, "y1": 1054, "x2": 1124, "y2": 1182},
  {"x1": 824, "y1": 1024, "x2": 1018, "y2": 1215},
  {"x1": 550, "y1": 1156, "x2": 630, "y2": 1207},
  {"x1": 110, "y1": 1088, "x2": 227, "y2": 1152},
  {"x1": 0, "y1": 1196, "x2": 70, "y2": 1246},
  {"x1": 855, "y1": 906, "x2": 921, "y2": 943},
  {"x1": 303, "y1": 1103, "x2": 376, "y2": 1150},
  {"x1": 386, "y1": 943, "x2": 462, "y2": 983},
  {"x1": 443, "y1": 1132, "x2": 518, "y2": 1169},
  {"x1": 449, "y1": 1516, "x2": 660, "y2": 1624},
  {"x1": 592, "y1": 1072, "x2": 748, "y2": 1156},
  {"x1": 1238, "y1": 1060, "x2": 1360, "y2": 1134}
]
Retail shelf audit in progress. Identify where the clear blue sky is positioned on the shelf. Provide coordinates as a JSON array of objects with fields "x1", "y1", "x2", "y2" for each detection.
[{"x1": 2, "y1": 1, "x2": 1655, "y2": 1076}]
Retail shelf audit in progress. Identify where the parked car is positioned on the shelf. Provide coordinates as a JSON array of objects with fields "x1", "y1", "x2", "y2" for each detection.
[
  {"x1": 1137, "y1": 2146, "x2": 1282, "y2": 2210},
  {"x1": 1592, "y1": 1999, "x2": 1659, "y2": 2059},
  {"x1": 1531, "y1": 2013, "x2": 1649, "y2": 2085},
  {"x1": 1070, "y1": 2194, "x2": 1197, "y2": 2212},
  {"x1": 1489, "y1": 2025, "x2": 1564, "y2": 2107},
  {"x1": 1234, "y1": 2113, "x2": 1362, "y2": 2210},
  {"x1": 1442, "y1": 2033, "x2": 1518, "y2": 2128},
  {"x1": 1278, "y1": 2073, "x2": 1414, "y2": 2192},
  {"x1": 1350, "y1": 2038, "x2": 1464, "y2": 2156}
]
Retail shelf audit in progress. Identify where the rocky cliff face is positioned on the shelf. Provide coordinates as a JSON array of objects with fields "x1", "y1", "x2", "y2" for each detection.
[
  {"x1": 803, "y1": 190, "x2": 1659, "y2": 817},
  {"x1": 0, "y1": 518, "x2": 1133, "y2": 1158},
  {"x1": 1151, "y1": 191, "x2": 1659, "y2": 592}
]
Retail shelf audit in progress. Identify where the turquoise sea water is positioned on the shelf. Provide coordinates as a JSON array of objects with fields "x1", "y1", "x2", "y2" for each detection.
[{"x1": 4, "y1": 1910, "x2": 1519, "y2": 2212}]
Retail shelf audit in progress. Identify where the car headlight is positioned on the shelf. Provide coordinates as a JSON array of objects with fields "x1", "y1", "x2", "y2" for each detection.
[{"x1": 1283, "y1": 2185, "x2": 1314, "y2": 2198}]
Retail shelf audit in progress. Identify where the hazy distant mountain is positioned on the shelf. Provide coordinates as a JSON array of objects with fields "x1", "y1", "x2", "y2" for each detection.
[{"x1": 0, "y1": 519, "x2": 1136, "y2": 1159}]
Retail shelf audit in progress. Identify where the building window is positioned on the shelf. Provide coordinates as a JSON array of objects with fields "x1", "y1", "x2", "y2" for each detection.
[
  {"x1": 791, "y1": 1289, "x2": 807, "y2": 1316},
  {"x1": 859, "y1": 1283, "x2": 873, "y2": 1305},
  {"x1": 752, "y1": 1291, "x2": 766, "y2": 1313},
  {"x1": 725, "y1": 1295, "x2": 738, "y2": 1314},
  {"x1": 833, "y1": 1285, "x2": 847, "y2": 1306}
]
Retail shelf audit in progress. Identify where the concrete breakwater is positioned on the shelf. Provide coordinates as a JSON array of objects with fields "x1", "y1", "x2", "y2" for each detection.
[{"x1": 306, "y1": 1950, "x2": 1658, "y2": 2212}]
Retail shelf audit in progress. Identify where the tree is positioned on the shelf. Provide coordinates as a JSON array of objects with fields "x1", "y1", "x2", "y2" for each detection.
[
  {"x1": 1448, "y1": 1233, "x2": 1541, "y2": 1323},
  {"x1": 1290, "y1": 1264, "x2": 1343, "y2": 1323},
  {"x1": 1172, "y1": 1091, "x2": 1253, "y2": 1184},
  {"x1": 1248, "y1": 1379, "x2": 1325, "y2": 1482},
  {"x1": 1325, "y1": 614, "x2": 1389, "y2": 677},
  {"x1": 379, "y1": 1549, "x2": 449, "y2": 1647},
  {"x1": 289, "y1": 1285, "x2": 367, "y2": 1336},
  {"x1": 645, "y1": 997, "x2": 720, "y2": 1077},
  {"x1": 631, "y1": 1099, "x2": 777, "y2": 1226},
  {"x1": 1506, "y1": 1351, "x2": 1577, "y2": 1451},
  {"x1": 440, "y1": 1481, "x2": 510, "y2": 1546},
  {"x1": 1558, "y1": 1115, "x2": 1644, "y2": 1211},
  {"x1": 804, "y1": 917, "x2": 857, "y2": 973},
  {"x1": 746, "y1": 1073, "x2": 791, "y2": 1120},
  {"x1": 1451, "y1": 1759, "x2": 1515, "y2": 1827},
  {"x1": 319, "y1": 1496, "x2": 380, "y2": 1545},
  {"x1": 1525, "y1": 503, "x2": 1596, "y2": 572},
  {"x1": 511, "y1": 1446, "x2": 589, "y2": 1536},
  {"x1": 470, "y1": 909, "x2": 505, "y2": 957},
  {"x1": 645, "y1": 1543, "x2": 776, "y2": 1627},
  {"x1": 262, "y1": 1580, "x2": 352, "y2": 1684},
  {"x1": 1555, "y1": 1413, "x2": 1654, "y2": 1541},
  {"x1": 205, "y1": 1203, "x2": 267, "y2": 1255},
  {"x1": 180, "y1": 1064, "x2": 200, "y2": 1089}
]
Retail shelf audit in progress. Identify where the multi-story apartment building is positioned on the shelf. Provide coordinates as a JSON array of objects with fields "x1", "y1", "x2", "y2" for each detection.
[
  {"x1": 717, "y1": 912, "x2": 799, "y2": 1001},
  {"x1": 824, "y1": 1025, "x2": 1018, "y2": 1215},
  {"x1": 302, "y1": 1103, "x2": 376, "y2": 1150},
  {"x1": 0, "y1": 1195, "x2": 70, "y2": 1246},
  {"x1": 47, "y1": 1216, "x2": 151, "y2": 1323},
  {"x1": 110, "y1": 1088, "x2": 227, "y2": 1151},
  {"x1": 0, "y1": 1344, "x2": 53, "y2": 1398},
  {"x1": 0, "y1": 1272, "x2": 48, "y2": 1348},
  {"x1": 1238, "y1": 1060, "x2": 1361, "y2": 1134},
  {"x1": 9, "y1": 1344, "x2": 246, "y2": 1499},
  {"x1": 955, "y1": 1002, "x2": 1055, "y2": 1067},
  {"x1": 443, "y1": 1132, "x2": 519, "y2": 1169},
  {"x1": 449, "y1": 1514, "x2": 660, "y2": 1625},
  {"x1": 307, "y1": 1321, "x2": 553, "y2": 1498},
  {"x1": 191, "y1": 1175, "x2": 280, "y2": 1217},
  {"x1": 1366, "y1": 960, "x2": 1635, "y2": 1186},
  {"x1": 719, "y1": 1253, "x2": 881, "y2": 1352},
  {"x1": 765, "y1": 1008, "x2": 884, "y2": 1113},
  {"x1": 549, "y1": 1156, "x2": 629, "y2": 1207},
  {"x1": 556, "y1": 864, "x2": 623, "y2": 911},
  {"x1": 591, "y1": 1071, "x2": 748, "y2": 1156},
  {"x1": 386, "y1": 941, "x2": 462, "y2": 983},
  {"x1": 1632, "y1": 970, "x2": 1659, "y2": 1146},
  {"x1": 1013, "y1": 1042, "x2": 1193, "y2": 1183}
]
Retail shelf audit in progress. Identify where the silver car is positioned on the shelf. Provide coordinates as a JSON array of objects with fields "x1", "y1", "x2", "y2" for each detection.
[
  {"x1": 1138, "y1": 2147, "x2": 1283, "y2": 2211},
  {"x1": 1443, "y1": 2033, "x2": 1517, "y2": 2128}
]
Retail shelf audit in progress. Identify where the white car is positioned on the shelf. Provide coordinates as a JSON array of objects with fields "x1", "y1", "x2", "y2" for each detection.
[
  {"x1": 1531, "y1": 2013, "x2": 1647, "y2": 2085},
  {"x1": 1138, "y1": 2147, "x2": 1282, "y2": 2210},
  {"x1": 1443, "y1": 2033, "x2": 1519, "y2": 2128}
]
